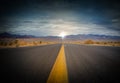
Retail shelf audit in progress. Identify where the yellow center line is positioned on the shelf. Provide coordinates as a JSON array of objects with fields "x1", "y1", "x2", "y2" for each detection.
[{"x1": 47, "y1": 44, "x2": 68, "y2": 83}]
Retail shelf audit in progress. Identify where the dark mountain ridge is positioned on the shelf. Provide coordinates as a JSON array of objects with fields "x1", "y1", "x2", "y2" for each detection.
[{"x1": 0, "y1": 32, "x2": 120, "y2": 40}]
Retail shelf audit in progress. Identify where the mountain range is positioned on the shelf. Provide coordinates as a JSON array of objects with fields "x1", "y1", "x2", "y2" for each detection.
[
  {"x1": 0, "y1": 32, "x2": 36, "y2": 38},
  {"x1": 0, "y1": 32, "x2": 120, "y2": 40}
]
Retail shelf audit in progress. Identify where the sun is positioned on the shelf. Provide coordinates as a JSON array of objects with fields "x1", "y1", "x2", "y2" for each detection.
[{"x1": 59, "y1": 32, "x2": 66, "y2": 38}]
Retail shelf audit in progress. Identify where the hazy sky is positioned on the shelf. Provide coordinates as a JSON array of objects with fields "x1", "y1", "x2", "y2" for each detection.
[{"x1": 0, "y1": 0, "x2": 120, "y2": 36}]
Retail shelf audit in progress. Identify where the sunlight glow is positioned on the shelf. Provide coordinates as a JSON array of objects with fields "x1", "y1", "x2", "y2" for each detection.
[{"x1": 59, "y1": 32, "x2": 66, "y2": 38}]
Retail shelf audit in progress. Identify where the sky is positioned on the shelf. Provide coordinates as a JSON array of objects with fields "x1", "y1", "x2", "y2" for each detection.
[{"x1": 0, "y1": 0, "x2": 120, "y2": 36}]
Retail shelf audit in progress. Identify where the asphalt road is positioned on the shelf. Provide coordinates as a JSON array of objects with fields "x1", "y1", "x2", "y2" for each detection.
[
  {"x1": 0, "y1": 44, "x2": 120, "y2": 83},
  {"x1": 0, "y1": 44, "x2": 61, "y2": 83},
  {"x1": 65, "y1": 44, "x2": 120, "y2": 83}
]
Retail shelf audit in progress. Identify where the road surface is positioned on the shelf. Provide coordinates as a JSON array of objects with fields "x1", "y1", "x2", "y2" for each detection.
[
  {"x1": 65, "y1": 44, "x2": 120, "y2": 83},
  {"x1": 1, "y1": 44, "x2": 61, "y2": 83},
  {"x1": 0, "y1": 44, "x2": 120, "y2": 83}
]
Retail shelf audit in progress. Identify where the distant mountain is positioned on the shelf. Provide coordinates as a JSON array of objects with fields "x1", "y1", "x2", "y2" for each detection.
[
  {"x1": 0, "y1": 32, "x2": 120, "y2": 40},
  {"x1": 0, "y1": 32, "x2": 36, "y2": 38},
  {"x1": 66, "y1": 34, "x2": 120, "y2": 40}
]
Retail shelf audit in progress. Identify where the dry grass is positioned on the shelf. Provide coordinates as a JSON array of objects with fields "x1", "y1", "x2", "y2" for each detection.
[
  {"x1": 73, "y1": 39, "x2": 120, "y2": 47},
  {"x1": 0, "y1": 38, "x2": 56, "y2": 48},
  {"x1": 0, "y1": 38, "x2": 120, "y2": 48}
]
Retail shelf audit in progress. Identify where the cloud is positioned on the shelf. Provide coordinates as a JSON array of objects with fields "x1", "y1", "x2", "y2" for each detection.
[{"x1": 0, "y1": 9, "x2": 120, "y2": 36}]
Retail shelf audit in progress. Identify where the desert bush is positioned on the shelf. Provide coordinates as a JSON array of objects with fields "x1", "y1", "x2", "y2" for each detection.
[
  {"x1": 9, "y1": 42, "x2": 13, "y2": 46},
  {"x1": 40, "y1": 41, "x2": 42, "y2": 44},
  {"x1": 103, "y1": 42, "x2": 107, "y2": 44},
  {"x1": 3, "y1": 42, "x2": 8, "y2": 46},
  {"x1": 95, "y1": 42, "x2": 100, "y2": 44},
  {"x1": 0, "y1": 41, "x2": 10, "y2": 46},
  {"x1": 0, "y1": 41, "x2": 4, "y2": 46},
  {"x1": 14, "y1": 39, "x2": 19, "y2": 44},
  {"x1": 84, "y1": 40, "x2": 94, "y2": 44},
  {"x1": 33, "y1": 41, "x2": 37, "y2": 45},
  {"x1": 12, "y1": 39, "x2": 20, "y2": 47}
]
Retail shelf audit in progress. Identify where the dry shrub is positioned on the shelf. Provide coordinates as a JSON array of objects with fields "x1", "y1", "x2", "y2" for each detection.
[{"x1": 84, "y1": 39, "x2": 94, "y2": 44}]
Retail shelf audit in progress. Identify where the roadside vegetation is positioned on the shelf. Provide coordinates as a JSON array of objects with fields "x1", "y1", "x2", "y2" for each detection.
[
  {"x1": 0, "y1": 38, "x2": 120, "y2": 48},
  {"x1": 0, "y1": 38, "x2": 55, "y2": 48},
  {"x1": 72, "y1": 39, "x2": 120, "y2": 46},
  {"x1": 83, "y1": 39, "x2": 120, "y2": 46}
]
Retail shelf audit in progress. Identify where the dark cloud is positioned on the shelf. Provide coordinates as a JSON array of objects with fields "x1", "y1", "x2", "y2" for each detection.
[{"x1": 0, "y1": 0, "x2": 120, "y2": 36}]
